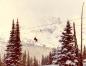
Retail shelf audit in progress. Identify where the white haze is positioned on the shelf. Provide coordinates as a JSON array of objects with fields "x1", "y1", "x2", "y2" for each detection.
[{"x1": 0, "y1": 0, "x2": 85, "y2": 49}]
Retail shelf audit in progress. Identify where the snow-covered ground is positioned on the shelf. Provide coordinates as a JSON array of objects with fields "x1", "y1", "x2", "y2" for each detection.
[
  {"x1": 42, "y1": 65, "x2": 59, "y2": 66},
  {"x1": 23, "y1": 43, "x2": 52, "y2": 61},
  {"x1": 43, "y1": 64, "x2": 86, "y2": 66},
  {"x1": 42, "y1": 63, "x2": 86, "y2": 66}
]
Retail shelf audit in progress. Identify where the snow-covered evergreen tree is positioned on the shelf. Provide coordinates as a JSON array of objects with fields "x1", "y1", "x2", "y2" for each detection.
[
  {"x1": 52, "y1": 48, "x2": 61, "y2": 64},
  {"x1": 5, "y1": 19, "x2": 22, "y2": 66},
  {"x1": 57, "y1": 21, "x2": 78, "y2": 66}
]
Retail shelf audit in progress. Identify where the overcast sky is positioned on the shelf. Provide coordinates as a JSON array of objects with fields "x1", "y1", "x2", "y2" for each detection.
[{"x1": 0, "y1": 0, "x2": 85, "y2": 47}]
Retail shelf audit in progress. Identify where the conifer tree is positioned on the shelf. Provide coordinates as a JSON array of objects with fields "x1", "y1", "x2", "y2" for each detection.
[
  {"x1": 41, "y1": 55, "x2": 48, "y2": 65},
  {"x1": 0, "y1": 55, "x2": 2, "y2": 66},
  {"x1": 58, "y1": 21, "x2": 78, "y2": 66},
  {"x1": 45, "y1": 56, "x2": 49, "y2": 65},
  {"x1": 47, "y1": 52, "x2": 52, "y2": 65},
  {"x1": 5, "y1": 20, "x2": 16, "y2": 66},
  {"x1": 41, "y1": 53, "x2": 53, "y2": 65},
  {"x1": 73, "y1": 22, "x2": 80, "y2": 66},
  {"x1": 2, "y1": 54, "x2": 5, "y2": 66},
  {"x1": 41, "y1": 55, "x2": 45, "y2": 65},
  {"x1": 15, "y1": 19, "x2": 22, "y2": 66},
  {"x1": 83, "y1": 46, "x2": 86, "y2": 59},
  {"x1": 22, "y1": 51, "x2": 26, "y2": 66},
  {"x1": 33, "y1": 57, "x2": 38, "y2": 66},
  {"x1": 27, "y1": 51, "x2": 32, "y2": 66},
  {"x1": 73, "y1": 22, "x2": 79, "y2": 57},
  {"x1": 15, "y1": 19, "x2": 22, "y2": 64},
  {"x1": 28, "y1": 58, "x2": 33, "y2": 66},
  {"x1": 5, "y1": 19, "x2": 22, "y2": 66}
]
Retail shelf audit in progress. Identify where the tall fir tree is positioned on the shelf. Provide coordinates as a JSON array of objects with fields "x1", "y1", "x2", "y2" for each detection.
[
  {"x1": 47, "y1": 52, "x2": 53, "y2": 65},
  {"x1": 5, "y1": 19, "x2": 16, "y2": 66},
  {"x1": 22, "y1": 51, "x2": 26, "y2": 66},
  {"x1": 27, "y1": 58, "x2": 33, "y2": 66},
  {"x1": 83, "y1": 45, "x2": 86, "y2": 59},
  {"x1": 33, "y1": 57, "x2": 38, "y2": 66},
  {"x1": 58, "y1": 21, "x2": 78, "y2": 66},
  {"x1": 41, "y1": 55, "x2": 45, "y2": 65},
  {"x1": 5, "y1": 19, "x2": 22, "y2": 66},
  {"x1": 15, "y1": 19, "x2": 22, "y2": 66},
  {"x1": 41, "y1": 56, "x2": 49, "y2": 65},
  {"x1": 73, "y1": 22, "x2": 80, "y2": 66},
  {"x1": 73, "y1": 22, "x2": 79, "y2": 57},
  {"x1": 15, "y1": 19, "x2": 22, "y2": 62},
  {"x1": 27, "y1": 52, "x2": 33, "y2": 66}
]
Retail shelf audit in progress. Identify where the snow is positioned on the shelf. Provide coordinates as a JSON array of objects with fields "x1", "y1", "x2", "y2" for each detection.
[
  {"x1": 23, "y1": 43, "x2": 52, "y2": 61},
  {"x1": 62, "y1": 48, "x2": 67, "y2": 52},
  {"x1": 42, "y1": 63, "x2": 86, "y2": 66},
  {"x1": 74, "y1": 59, "x2": 78, "y2": 63},
  {"x1": 52, "y1": 60, "x2": 57, "y2": 64},
  {"x1": 66, "y1": 60, "x2": 76, "y2": 65},
  {"x1": 83, "y1": 59, "x2": 86, "y2": 66},
  {"x1": 43, "y1": 64, "x2": 59, "y2": 66},
  {"x1": 84, "y1": 63, "x2": 86, "y2": 66},
  {"x1": 5, "y1": 57, "x2": 11, "y2": 61},
  {"x1": 66, "y1": 60, "x2": 72, "y2": 64},
  {"x1": 83, "y1": 59, "x2": 86, "y2": 62}
]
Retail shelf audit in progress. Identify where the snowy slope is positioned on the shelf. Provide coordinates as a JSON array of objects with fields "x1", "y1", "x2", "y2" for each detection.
[{"x1": 22, "y1": 40, "x2": 52, "y2": 61}]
